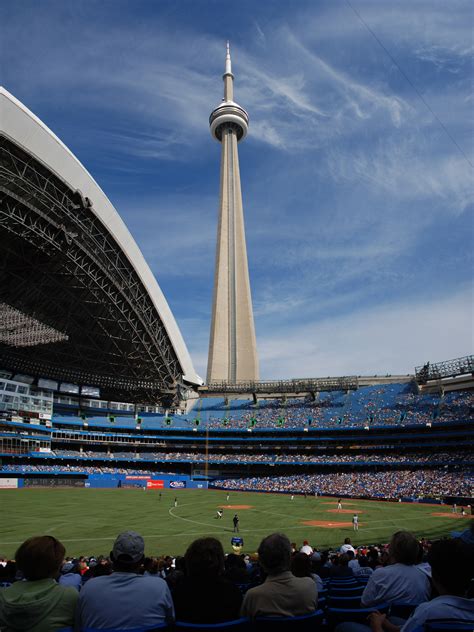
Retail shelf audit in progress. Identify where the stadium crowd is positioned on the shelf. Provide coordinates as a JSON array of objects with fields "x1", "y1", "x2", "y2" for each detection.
[
  {"x1": 202, "y1": 388, "x2": 474, "y2": 430},
  {"x1": 2, "y1": 450, "x2": 472, "y2": 472},
  {"x1": 0, "y1": 526, "x2": 473, "y2": 629},
  {"x1": 212, "y1": 469, "x2": 473, "y2": 500}
]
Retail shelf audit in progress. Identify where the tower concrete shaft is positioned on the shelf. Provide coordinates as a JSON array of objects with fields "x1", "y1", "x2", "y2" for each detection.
[{"x1": 207, "y1": 44, "x2": 259, "y2": 384}]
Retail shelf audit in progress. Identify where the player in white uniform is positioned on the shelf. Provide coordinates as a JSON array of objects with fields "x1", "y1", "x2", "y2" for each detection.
[{"x1": 352, "y1": 513, "x2": 359, "y2": 531}]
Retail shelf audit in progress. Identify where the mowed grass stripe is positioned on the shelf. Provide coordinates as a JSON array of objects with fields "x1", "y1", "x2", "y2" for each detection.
[{"x1": 0, "y1": 488, "x2": 468, "y2": 558}]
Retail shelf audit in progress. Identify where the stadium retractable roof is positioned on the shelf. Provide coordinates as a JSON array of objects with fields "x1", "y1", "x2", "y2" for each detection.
[{"x1": 0, "y1": 87, "x2": 202, "y2": 405}]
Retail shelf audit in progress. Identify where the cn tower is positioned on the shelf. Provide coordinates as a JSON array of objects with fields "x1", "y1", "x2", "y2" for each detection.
[{"x1": 207, "y1": 43, "x2": 259, "y2": 384}]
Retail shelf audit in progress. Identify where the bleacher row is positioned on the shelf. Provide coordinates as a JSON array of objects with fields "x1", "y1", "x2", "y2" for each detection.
[{"x1": 53, "y1": 384, "x2": 474, "y2": 430}]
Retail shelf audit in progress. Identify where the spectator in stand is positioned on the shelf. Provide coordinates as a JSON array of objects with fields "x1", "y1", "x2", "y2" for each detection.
[
  {"x1": 0, "y1": 536, "x2": 78, "y2": 632},
  {"x1": 241, "y1": 533, "x2": 317, "y2": 618},
  {"x1": 76, "y1": 531, "x2": 174, "y2": 629},
  {"x1": 340, "y1": 538, "x2": 356, "y2": 554},
  {"x1": 291, "y1": 552, "x2": 323, "y2": 592},
  {"x1": 354, "y1": 556, "x2": 374, "y2": 578},
  {"x1": 58, "y1": 560, "x2": 82, "y2": 592},
  {"x1": 368, "y1": 538, "x2": 474, "y2": 632},
  {"x1": 347, "y1": 549, "x2": 361, "y2": 573},
  {"x1": 330, "y1": 553, "x2": 354, "y2": 578},
  {"x1": 361, "y1": 531, "x2": 430, "y2": 607},
  {"x1": 171, "y1": 537, "x2": 242, "y2": 623}
]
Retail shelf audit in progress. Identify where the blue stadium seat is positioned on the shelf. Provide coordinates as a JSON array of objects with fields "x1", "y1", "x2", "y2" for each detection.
[
  {"x1": 174, "y1": 619, "x2": 250, "y2": 631},
  {"x1": 253, "y1": 609, "x2": 324, "y2": 630},
  {"x1": 328, "y1": 586, "x2": 364, "y2": 597},
  {"x1": 327, "y1": 602, "x2": 389, "y2": 626},
  {"x1": 82, "y1": 625, "x2": 168, "y2": 632},
  {"x1": 327, "y1": 595, "x2": 362, "y2": 609},
  {"x1": 425, "y1": 621, "x2": 474, "y2": 631}
]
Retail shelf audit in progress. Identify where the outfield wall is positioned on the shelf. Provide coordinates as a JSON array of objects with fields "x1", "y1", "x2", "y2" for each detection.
[{"x1": 0, "y1": 474, "x2": 208, "y2": 490}]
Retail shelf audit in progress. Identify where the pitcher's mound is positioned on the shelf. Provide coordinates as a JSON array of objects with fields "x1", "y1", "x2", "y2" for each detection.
[
  {"x1": 327, "y1": 509, "x2": 363, "y2": 514},
  {"x1": 431, "y1": 512, "x2": 469, "y2": 518},
  {"x1": 219, "y1": 505, "x2": 253, "y2": 510},
  {"x1": 301, "y1": 520, "x2": 361, "y2": 529}
]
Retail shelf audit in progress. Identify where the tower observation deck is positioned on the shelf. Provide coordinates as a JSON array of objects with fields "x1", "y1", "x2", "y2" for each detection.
[{"x1": 207, "y1": 44, "x2": 259, "y2": 384}]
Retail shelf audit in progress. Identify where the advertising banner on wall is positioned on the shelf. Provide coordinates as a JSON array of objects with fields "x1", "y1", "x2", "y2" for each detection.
[
  {"x1": 146, "y1": 480, "x2": 164, "y2": 489},
  {"x1": 0, "y1": 478, "x2": 18, "y2": 489},
  {"x1": 169, "y1": 480, "x2": 186, "y2": 489}
]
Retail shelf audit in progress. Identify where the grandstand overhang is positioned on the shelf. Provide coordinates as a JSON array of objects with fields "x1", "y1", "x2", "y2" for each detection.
[{"x1": 0, "y1": 87, "x2": 202, "y2": 405}]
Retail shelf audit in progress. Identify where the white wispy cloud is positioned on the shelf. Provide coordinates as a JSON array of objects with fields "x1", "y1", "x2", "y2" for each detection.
[{"x1": 257, "y1": 286, "x2": 473, "y2": 379}]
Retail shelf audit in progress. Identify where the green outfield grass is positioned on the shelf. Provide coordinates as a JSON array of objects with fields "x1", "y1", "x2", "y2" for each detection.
[{"x1": 0, "y1": 488, "x2": 470, "y2": 559}]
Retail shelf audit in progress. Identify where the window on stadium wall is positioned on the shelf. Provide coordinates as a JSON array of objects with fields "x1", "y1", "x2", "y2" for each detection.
[{"x1": 23, "y1": 478, "x2": 85, "y2": 487}]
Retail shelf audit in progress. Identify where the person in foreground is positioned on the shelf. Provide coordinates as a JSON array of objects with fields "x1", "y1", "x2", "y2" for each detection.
[
  {"x1": 369, "y1": 538, "x2": 474, "y2": 632},
  {"x1": 361, "y1": 531, "x2": 430, "y2": 607},
  {"x1": 172, "y1": 537, "x2": 242, "y2": 623},
  {"x1": 76, "y1": 530, "x2": 174, "y2": 629},
  {"x1": 0, "y1": 535, "x2": 78, "y2": 632},
  {"x1": 241, "y1": 532, "x2": 318, "y2": 618}
]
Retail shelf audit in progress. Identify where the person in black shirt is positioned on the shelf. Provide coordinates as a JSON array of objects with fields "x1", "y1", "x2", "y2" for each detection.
[
  {"x1": 171, "y1": 537, "x2": 242, "y2": 623},
  {"x1": 233, "y1": 515, "x2": 239, "y2": 532}
]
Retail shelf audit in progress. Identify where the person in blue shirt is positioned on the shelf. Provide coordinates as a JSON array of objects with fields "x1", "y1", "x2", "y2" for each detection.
[
  {"x1": 368, "y1": 538, "x2": 474, "y2": 632},
  {"x1": 76, "y1": 530, "x2": 174, "y2": 629}
]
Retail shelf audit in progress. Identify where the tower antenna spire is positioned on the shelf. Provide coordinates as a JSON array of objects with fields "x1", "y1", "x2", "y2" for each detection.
[
  {"x1": 207, "y1": 45, "x2": 259, "y2": 384},
  {"x1": 223, "y1": 41, "x2": 234, "y2": 101}
]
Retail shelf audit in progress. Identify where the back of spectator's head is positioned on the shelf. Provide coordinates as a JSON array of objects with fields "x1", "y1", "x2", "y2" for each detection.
[
  {"x1": 185, "y1": 537, "x2": 225, "y2": 578},
  {"x1": 15, "y1": 536, "x2": 65, "y2": 580},
  {"x1": 344, "y1": 538, "x2": 351, "y2": 545},
  {"x1": 429, "y1": 538, "x2": 474, "y2": 596},
  {"x1": 339, "y1": 553, "x2": 350, "y2": 567},
  {"x1": 111, "y1": 531, "x2": 145, "y2": 571},
  {"x1": 291, "y1": 552, "x2": 312, "y2": 577},
  {"x1": 258, "y1": 533, "x2": 291, "y2": 575},
  {"x1": 61, "y1": 560, "x2": 78, "y2": 575},
  {"x1": 389, "y1": 531, "x2": 420, "y2": 565},
  {"x1": 225, "y1": 553, "x2": 246, "y2": 572}
]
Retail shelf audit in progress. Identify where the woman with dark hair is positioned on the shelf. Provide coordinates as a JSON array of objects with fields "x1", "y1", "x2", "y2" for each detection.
[
  {"x1": 172, "y1": 537, "x2": 242, "y2": 623},
  {"x1": 0, "y1": 536, "x2": 78, "y2": 632}
]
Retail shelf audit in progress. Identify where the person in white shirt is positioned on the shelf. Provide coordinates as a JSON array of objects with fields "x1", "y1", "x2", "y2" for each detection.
[
  {"x1": 361, "y1": 531, "x2": 430, "y2": 608},
  {"x1": 340, "y1": 538, "x2": 356, "y2": 555},
  {"x1": 367, "y1": 538, "x2": 474, "y2": 632}
]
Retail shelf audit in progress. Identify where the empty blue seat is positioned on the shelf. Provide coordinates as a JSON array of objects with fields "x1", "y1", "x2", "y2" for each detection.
[
  {"x1": 254, "y1": 609, "x2": 324, "y2": 630},
  {"x1": 328, "y1": 595, "x2": 362, "y2": 609},
  {"x1": 329, "y1": 586, "x2": 364, "y2": 597},
  {"x1": 174, "y1": 619, "x2": 250, "y2": 631},
  {"x1": 328, "y1": 602, "x2": 389, "y2": 626}
]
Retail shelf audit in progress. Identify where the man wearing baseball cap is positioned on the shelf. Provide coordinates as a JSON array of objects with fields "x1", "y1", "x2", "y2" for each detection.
[{"x1": 76, "y1": 531, "x2": 174, "y2": 629}]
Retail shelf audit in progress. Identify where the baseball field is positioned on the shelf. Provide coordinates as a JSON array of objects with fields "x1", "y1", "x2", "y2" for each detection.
[{"x1": 0, "y1": 488, "x2": 470, "y2": 559}]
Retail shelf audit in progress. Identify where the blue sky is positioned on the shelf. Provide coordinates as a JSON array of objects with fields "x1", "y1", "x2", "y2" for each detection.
[{"x1": 1, "y1": 0, "x2": 473, "y2": 379}]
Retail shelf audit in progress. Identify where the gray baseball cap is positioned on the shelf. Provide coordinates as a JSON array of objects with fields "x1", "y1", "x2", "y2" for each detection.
[{"x1": 112, "y1": 531, "x2": 145, "y2": 563}]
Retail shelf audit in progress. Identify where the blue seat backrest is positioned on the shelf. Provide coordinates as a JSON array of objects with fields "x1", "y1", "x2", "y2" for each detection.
[
  {"x1": 82, "y1": 625, "x2": 168, "y2": 632},
  {"x1": 174, "y1": 618, "x2": 250, "y2": 631},
  {"x1": 328, "y1": 602, "x2": 389, "y2": 624},
  {"x1": 425, "y1": 621, "x2": 474, "y2": 631},
  {"x1": 254, "y1": 609, "x2": 324, "y2": 631}
]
